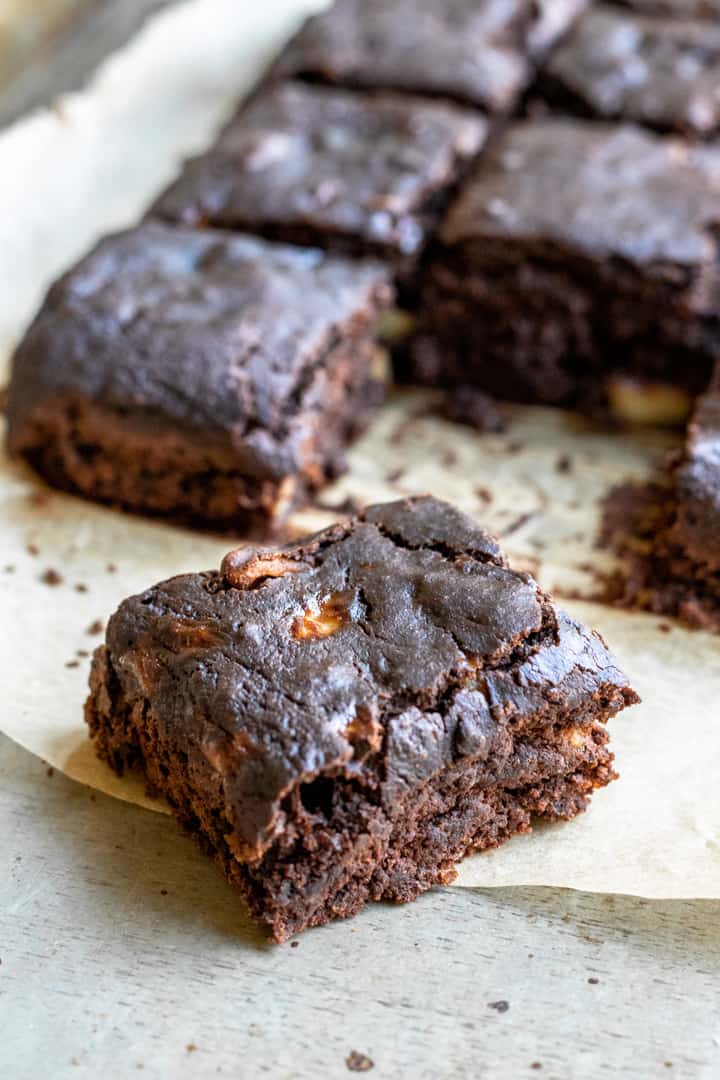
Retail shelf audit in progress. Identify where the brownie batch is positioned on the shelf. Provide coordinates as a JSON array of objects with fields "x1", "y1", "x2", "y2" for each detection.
[{"x1": 8, "y1": 0, "x2": 720, "y2": 934}]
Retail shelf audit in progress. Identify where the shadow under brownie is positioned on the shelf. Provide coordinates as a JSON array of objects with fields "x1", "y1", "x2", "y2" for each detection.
[
  {"x1": 6, "y1": 222, "x2": 392, "y2": 529},
  {"x1": 86, "y1": 496, "x2": 638, "y2": 940}
]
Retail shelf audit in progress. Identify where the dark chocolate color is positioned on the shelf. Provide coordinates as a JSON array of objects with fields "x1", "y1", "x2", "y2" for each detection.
[
  {"x1": 541, "y1": 5, "x2": 720, "y2": 136},
  {"x1": 272, "y1": 0, "x2": 536, "y2": 112},
  {"x1": 152, "y1": 82, "x2": 487, "y2": 265},
  {"x1": 417, "y1": 119, "x2": 720, "y2": 409},
  {"x1": 6, "y1": 222, "x2": 392, "y2": 527},
  {"x1": 86, "y1": 496, "x2": 638, "y2": 939}
]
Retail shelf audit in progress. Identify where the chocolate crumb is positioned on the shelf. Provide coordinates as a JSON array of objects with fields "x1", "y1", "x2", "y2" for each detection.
[
  {"x1": 346, "y1": 1051, "x2": 374, "y2": 1072},
  {"x1": 41, "y1": 568, "x2": 63, "y2": 586},
  {"x1": 501, "y1": 512, "x2": 535, "y2": 538},
  {"x1": 75, "y1": 583, "x2": 88, "y2": 593},
  {"x1": 76, "y1": 649, "x2": 90, "y2": 658},
  {"x1": 47, "y1": 767, "x2": 54, "y2": 778},
  {"x1": 290, "y1": 940, "x2": 299, "y2": 948},
  {"x1": 160, "y1": 889, "x2": 168, "y2": 896},
  {"x1": 385, "y1": 467, "x2": 405, "y2": 485},
  {"x1": 475, "y1": 487, "x2": 493, "y2": 505},
  {"x1": 588, "y1": 977, "x2": 599, "y2": 985},
  {"x1": 86, "y1": 619, "x2": 104, "y2": 635},
  {"x1": 488, "y1": 1000, "x2": 509, "y2": 1013},
  {"x1": 65, "y1": 660, "x2": 80, "y2": 669},
  {"x1": 437, "y1": 385, "x2": 507, "y2": 433},
  {"x1": 106, "y1": 562, "x2": 117, "y2": 574},
  {"x1": 531, "y1": 1064, "x2": 542, "y2": 1071},
  {"x1": 313, "y1": 495, "x2": 360, "y2": 516},
  {"x1": 505, "y1": 441, "x2": 524, "y2": 454},
  {"x1": 657, "y1": 622, "x2": 672, "y2": 634},
  {"x1": 441, "y1": 448, "x2": 458, "y2": 468},
  {"x1": 186, "y1": 1044, "x2": 197, "y2": 1054},
  {"x1": 26, "y1": 543, "x2": 40, "y2": 557},
  {"x1": 555, "y1": 454, "x2": 573, "y2": 474}
]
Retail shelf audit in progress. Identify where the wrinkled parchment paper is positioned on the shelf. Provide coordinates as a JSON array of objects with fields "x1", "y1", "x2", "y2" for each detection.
[{"x1": 1, "y1": 0, "x2": 718, "y2": 899}]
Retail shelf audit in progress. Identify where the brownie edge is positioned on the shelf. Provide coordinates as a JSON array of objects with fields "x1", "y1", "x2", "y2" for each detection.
[{"x1": 86, "y1": 496, "x2": 639, "y2": 940}]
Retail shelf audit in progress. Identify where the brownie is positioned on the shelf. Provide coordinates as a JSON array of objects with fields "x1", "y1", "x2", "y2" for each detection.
[
  {"x1": 528, "y1": 0, "x2": 589, "y2": 57},
  {"x1": 6, "y1": 223, "x2": 392, "y2": 529},
  {"x1": 540, "y1": 5, "x2": 720, "y2": 136},
  {"x1": 601, "y1": 363, "x2": 720, "y2": 629},
  {"x1": 271, "y1": 0, "x2": 537, "y2": 113},
  {"x1": 151, "y1": 81, "x2": 487, "y2": 271},
  {"x1": 615, "y1": 0, "x2": 720, "y2": 16},
  {"x1": 416, "y1": 119, "x2": 720, "y2": 416},
  {"x1": 85, "y1": 495, "x2": 639, "y2": 940}
]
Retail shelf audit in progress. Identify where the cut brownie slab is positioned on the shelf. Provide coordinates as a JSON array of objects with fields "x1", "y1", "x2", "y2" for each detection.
[
  {"x1": 6, "y1": 223, "x2": 392, "y2": 529},
  {"x1": 601, "y1": 363, "x2": 720, "y2": 630},
  {"x1": 151, "y1": 81, "x2": 487, "y2": 271},
  {"x1": 416, "y1": 119, "x2": 720, "y2": 417},
  {"x1": 85, "y1": 496, "x2": 638, "y2": 940},
  {"x1": 271, "y1": 0, "x2": 537, "y2": 113},
  {"x1": 540, "y1": 5, "x2": 720, "y2": 136}
]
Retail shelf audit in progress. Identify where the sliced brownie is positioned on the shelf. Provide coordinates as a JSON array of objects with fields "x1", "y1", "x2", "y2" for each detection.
[{"x1": 86, "y1": 496, "x2": 639, "y2": 940}]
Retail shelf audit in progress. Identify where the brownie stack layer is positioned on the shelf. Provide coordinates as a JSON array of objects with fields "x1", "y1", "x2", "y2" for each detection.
[
  {"x1": 86, "y1": 497, "x2": 638, "y2": 940},
  {"x1": 6, "y1": 224, "x2": 392, "y2": 529}
]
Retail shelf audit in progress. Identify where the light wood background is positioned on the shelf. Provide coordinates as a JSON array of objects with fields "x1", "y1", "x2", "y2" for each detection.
[{"x1": 1, "y1": 4, "x2": 719, "y2": 1077}]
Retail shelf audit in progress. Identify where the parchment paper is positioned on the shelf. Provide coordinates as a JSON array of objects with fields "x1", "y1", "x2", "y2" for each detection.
[{"x1": 1, "y1": 0, "x2": 718, "y2": 899}]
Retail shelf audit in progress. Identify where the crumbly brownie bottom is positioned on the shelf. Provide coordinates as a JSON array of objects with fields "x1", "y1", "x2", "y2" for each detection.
[
  {"x1": 88, "y1": 646, "x2": 615, "y2": 941},
  {"x1": 11, "y1": 347, "x2": 384, "y2": 531},
  {"x1": 599, "y1": 479, "x2": 720, "y2": 631}
]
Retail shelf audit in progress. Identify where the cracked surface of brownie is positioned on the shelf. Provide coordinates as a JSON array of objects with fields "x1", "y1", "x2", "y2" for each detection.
[
  {"x1": 6, "y1": 222, "x2": 392, "y2": 528},
  {"x1": 416, "y1": 119, "x2": 720, "y2": 415},
  {"x1": 271, "y1": 0, "x2": 538, "y2": 112},
  {"x1": 540, "y1": 4, "x2": 720, "y2": 136},
  {"x1": 86, "y1": 496, "x2": 638, "y2": 939},
  {"x1": 152, "y1": 81, "x2": 487, "y2": 269}
]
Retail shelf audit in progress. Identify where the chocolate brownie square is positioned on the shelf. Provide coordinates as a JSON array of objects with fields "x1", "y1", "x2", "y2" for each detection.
[
  {"x1": 271, "y1": 0, "x2": 536, "y2": 113},
  {"x1": 602, "y1": 362, "x2": 720, "y2": 629},
  {"x1": 416, "y1": 119, "x2": 720, "y2": 417},
  {"x1": 86, "y1": 495, "x2": 638, "y2": 940},
  {"x1": 540, "y1": 5, "x2": 720, "y2": 136},
  {"x1": 151, "y1": 81, "x2": 487, "y2": 270},
  {"x1": 6, "y1": 223, "x2": 392, "y2": 529}
]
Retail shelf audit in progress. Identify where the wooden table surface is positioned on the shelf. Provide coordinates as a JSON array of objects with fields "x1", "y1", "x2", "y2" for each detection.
[{"x1": 1, "y1": 5, "x2": 719, "y2": 1077}]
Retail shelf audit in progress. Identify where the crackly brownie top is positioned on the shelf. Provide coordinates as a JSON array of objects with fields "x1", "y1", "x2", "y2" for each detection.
[
  {"x1": 273, "y1": 0, "x2": 535, "y2": 111},
  {"x1": 8, "y1": 223, "x2": 390, "y2": 471},
  {"x1": 100, "y1": 496, "x2": 636, "y2": 859},
  {"x1": 674, "y1": 364, "x2": 720, "y2": 570},
  {"x1": 440, "y1": 119, "x2": 720, "y2": 273},
  {"x1": 152, "y1": 82, "x2": 486, "y2": 258},
  {"x1": 544, "y1": 5, "x2": 720, "y2": 135}
]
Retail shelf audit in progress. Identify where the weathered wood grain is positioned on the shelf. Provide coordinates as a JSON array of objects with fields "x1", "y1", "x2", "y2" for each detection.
[{"x1": 1, "y1": 733, "x2": 719, "y2": 1079}]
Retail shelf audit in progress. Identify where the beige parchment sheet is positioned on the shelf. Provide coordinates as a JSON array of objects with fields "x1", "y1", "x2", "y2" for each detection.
[{"x1": 0, "y1": 0, "x2": 718, "y2": 899}]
